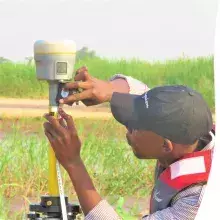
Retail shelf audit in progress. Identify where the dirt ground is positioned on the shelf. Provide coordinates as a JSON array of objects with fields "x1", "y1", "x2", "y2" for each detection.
[{"x1": 0, "y1": 98, "x2": 112, "y2": 119}]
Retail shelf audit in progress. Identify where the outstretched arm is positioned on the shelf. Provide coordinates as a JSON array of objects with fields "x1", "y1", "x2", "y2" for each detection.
[{"x1": 59, "y1": 66, "x2": 149, "y2": 106}]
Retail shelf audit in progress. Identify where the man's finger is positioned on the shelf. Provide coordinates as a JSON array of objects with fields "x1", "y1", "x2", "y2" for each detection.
[
  {"x1": 45, "y1": 130, "x2": 55, "y2": 142},
  {"x1": 58, "y1": 108, "x2": 76, "y2": 132},
  {"x1": 44, "y1": 114, "x2": 66, "y2": 135},
  {"x1": 59, "y1": 117, "x2": 67, "y2": 128},
  {"x1": 43, "y1": 122, "x2": 58, "y2": 138},
  {"x1": 64, "y1": 81, "x2": 92, "y2": 90},
  {"x1": 44, "y1": 130, "x2": 59, "y2": 153},
  {"x1": 74, "y1": 67, "x2": 87, "y2": 81},
  {"x1": 59, "y1": 89, "x2": 93, "y2": 104},
  {"x1": 74, "y1": 70, "x2": 91, "y2": 81},
  {"x1": 75, "y1": 66, "x2": 88, "y2": 75},
  {"x1": 82, "y1": 99, "x2": 100, "y2": 106}
]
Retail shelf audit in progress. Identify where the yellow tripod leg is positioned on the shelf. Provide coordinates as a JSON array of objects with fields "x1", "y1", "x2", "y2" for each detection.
[
  {"x1": 48, "y1": 147, "x2": 59, "y2": 195},
  {"x1": 48, "y1": 107, "x2": 59, "y2": 195}
]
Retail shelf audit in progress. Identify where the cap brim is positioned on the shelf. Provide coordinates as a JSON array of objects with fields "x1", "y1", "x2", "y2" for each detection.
[{"x1": 110, "y1": 92, "x2": 140, "y2": 128}]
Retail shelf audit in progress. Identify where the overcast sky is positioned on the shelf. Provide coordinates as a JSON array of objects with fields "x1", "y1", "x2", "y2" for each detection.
[{"x1": 0, "y1": 0, "x2": 218, "y2": 61}]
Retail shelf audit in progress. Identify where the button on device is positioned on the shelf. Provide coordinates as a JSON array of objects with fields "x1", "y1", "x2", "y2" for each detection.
[
  {"x1": 61, "y1": 89, "x2": 69, "y2": 98},
  {"x1": 188, "y1": 91, "x2": 194, "y2": 96}
]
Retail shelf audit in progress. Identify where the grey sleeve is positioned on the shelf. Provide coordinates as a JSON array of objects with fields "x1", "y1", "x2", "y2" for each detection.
[
  {"x1": 143, "y1": 185, "x2": 206, "y2": 220},
  {"x1": 84, "y1": 185, "x2": 205, "y2": 220},
  {"x1": 84, "y1": 200, "x2": 122, "y2": 220},
  {"x1": 109, "y1": 73, "x2": 150, "y2": 95}
]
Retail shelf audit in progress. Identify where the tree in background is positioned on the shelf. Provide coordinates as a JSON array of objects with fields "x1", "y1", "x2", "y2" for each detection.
[
  {"x1": 76, "y1": 46, "x2": 96, "y2": 61},
  {"x1": 0, "y1": 57, "x2": 11, "y2": 64},
  {"x1": 25, "y1": 56, "x2": 34, "y2": 66}
]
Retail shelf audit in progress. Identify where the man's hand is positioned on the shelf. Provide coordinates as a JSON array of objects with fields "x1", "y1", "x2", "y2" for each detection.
[
  {"x1": 43, "y1": 108, "x2": 82, "y2": 171},
  {"x1": 59, "y1": 66, "x2": 115, "y2": 106},
  {"x1": 43, "y1": 107, "x2": 103, "y2": 215}
]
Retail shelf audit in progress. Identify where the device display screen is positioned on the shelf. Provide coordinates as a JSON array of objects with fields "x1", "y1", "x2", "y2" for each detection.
[{"x1": 56, "y1": 62, "x2": 67, "y2": 74}]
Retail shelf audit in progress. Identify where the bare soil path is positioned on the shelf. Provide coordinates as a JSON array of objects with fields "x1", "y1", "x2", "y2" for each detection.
[
  {"x1": 0, "y1": 98, "x2": 215, "y2": 121},
  {"x1": 0, "y1": 98, "x2": 113, "y2": 119}
]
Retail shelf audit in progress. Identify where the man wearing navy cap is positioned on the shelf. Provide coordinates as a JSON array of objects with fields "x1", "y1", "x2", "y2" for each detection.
[{"x1": 43, "y1": 66, "x2": 215, "y2": 220}]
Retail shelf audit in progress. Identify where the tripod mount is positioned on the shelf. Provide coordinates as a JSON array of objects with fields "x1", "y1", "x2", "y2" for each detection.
[{"x1": 27, "y1": 195, "x2": 82, "y2": 220}]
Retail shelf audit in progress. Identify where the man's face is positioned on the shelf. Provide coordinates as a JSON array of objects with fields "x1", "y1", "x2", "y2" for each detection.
[{"x1": 126, "y1": 128, "x2": 165, "y2": 159}]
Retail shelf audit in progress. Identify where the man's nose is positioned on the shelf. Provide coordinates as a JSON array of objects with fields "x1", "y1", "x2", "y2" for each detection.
[{"x1": 125, "y1": 126, "x2": 132, "y2": 133}]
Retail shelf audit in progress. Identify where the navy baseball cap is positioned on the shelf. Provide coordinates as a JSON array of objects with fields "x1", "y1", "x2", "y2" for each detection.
[{"x1": 110, "y1": 85, "x2": 213, "y2": 145}]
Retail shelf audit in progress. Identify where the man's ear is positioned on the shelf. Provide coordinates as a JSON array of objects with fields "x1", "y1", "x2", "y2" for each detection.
[{"x1": 162, "y1": 139, "x2": 173, "y2": 153}]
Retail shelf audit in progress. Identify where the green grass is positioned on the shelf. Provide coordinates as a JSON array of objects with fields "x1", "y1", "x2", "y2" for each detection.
[
  {"x1": 0, "y1": 118, "x2": 155, "y2": 219},
  {"x1": 0, "y1": 56, "x2": 215, "y2": 218},
  {"x1": 0, "y1": 56, "x2": 214, "y2": 110}
]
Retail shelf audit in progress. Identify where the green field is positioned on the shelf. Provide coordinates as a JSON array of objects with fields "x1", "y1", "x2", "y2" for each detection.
[
  {"x1": 0, "y1": 56, "x2": 214, "y2": 110},
  {"x1": 0, "y1": 56, "x2": 215, "y2": 219},
  {"x1": 0, "y1": 118, "x2": 155, "y2": 219}
]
